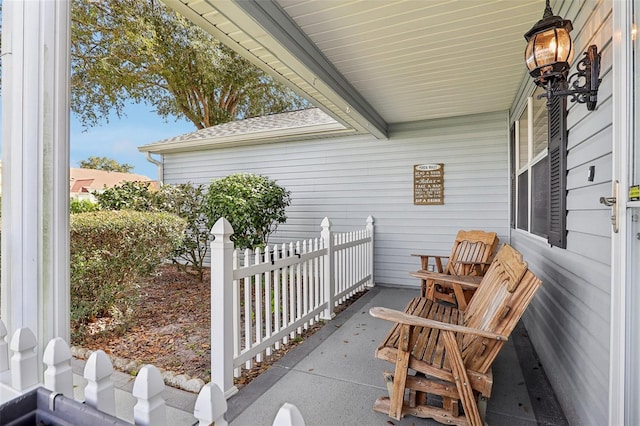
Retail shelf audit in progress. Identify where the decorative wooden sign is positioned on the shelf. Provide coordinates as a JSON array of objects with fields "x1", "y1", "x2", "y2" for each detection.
[{"x1": 414, "y1": 163, "x2": 444, "y2": 205}]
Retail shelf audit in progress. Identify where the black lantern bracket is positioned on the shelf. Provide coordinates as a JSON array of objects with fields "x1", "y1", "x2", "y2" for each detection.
[{"x1": 538, "y1": 45, "x2": 601, "y2": 111}]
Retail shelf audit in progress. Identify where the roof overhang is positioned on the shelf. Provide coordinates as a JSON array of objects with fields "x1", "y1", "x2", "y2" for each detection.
[
  {"x1": 163, "y1": 0, "x2": 390, "y2": 139},
  {"x1": 162, "y1": 0, "x2": 543, "y2": 141}
]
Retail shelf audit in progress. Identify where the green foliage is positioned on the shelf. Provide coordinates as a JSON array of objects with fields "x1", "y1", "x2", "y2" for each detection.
[
  {"x1": 155, "y1": 184, "x2": 210, "y2": 281},
  {"x1": 95, "y1": 181, "x2": 157, "y2": 211},
  {"x1": 79, "y1": 156, "x2": 134, "y2": 173},
  {"x1": 204, "y1": 173, "x2": 291, "y2": 249},
  {"x1": 96, "y1": 181, "x2": 210, "y2": 280},
  {"x1": 70, "y1": 0, "x2": 307, "y2": 130},
  {"x1": 70, "y1": 198, "x2": 100, "y2": 214},
  {"x1": 70, "y1": 210, "x2": 185, "y2": 342}
]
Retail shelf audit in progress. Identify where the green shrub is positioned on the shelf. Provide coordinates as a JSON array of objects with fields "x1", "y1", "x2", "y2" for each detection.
[
  {"x1": 155, "y1": 184, "x2": 210, "y2": 281},
  {"x1": 70, "y1": 198, "x2": 100, "y2": 213},
  {"x1": 70, "y1": 210, "x2": 186, "y2": 342},
  {"x1": 94, "y1": 181, "x2": 157, "y2": 211},
  {"x1": 95, "y1": 181, "x2": 210, "y2": 280},
  {"x1": 204, "y1": 173, "x2": 291, "y2": 249}
]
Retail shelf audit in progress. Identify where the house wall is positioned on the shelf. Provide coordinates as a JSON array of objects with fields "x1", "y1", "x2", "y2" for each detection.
[
  {"x1": 509, "y1": 1, "x2": 612, "y2": 424},
  {"x1": 162, "y1": 110, "x2": 510, "y2": 288}
]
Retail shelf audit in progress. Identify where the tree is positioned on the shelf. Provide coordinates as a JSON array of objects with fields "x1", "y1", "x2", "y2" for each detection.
[
  {"x1": 79, "y1": 156, "x2": 134, "y2": 173},
  {"x1": 70, "y1": 0, "x2": 307, "y2": 130},
  {"x1": 204, "y1": 173, "x2": 291, "y2": 249}
]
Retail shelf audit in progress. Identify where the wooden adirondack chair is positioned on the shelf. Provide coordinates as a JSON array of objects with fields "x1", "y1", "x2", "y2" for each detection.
[
  {"x1": 371, "y1": 244, "x2": 541, "y2": 426},
  {"x1": 412, "y1": 230, "x2": 498, "y2": 309}
]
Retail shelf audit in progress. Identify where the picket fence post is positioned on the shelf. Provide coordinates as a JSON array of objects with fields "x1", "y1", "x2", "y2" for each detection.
[
  {"x1": 194, "y1": 382, "x2": 228, "y2": 426},
  {"x1": 132, "y1": 364, "x2": 166, "y2": 426},
  {"x1": 0, "y1": 320, "x2": 8, "y2": 372},
  {"x1": 272, "y1": 402, "x2": 306, "y2": 426},
  {"x1": 320, "y1": 217, "x2": 335, "y2": 320},
  {"x1": 366, "y1": 216, "x2": 375, "y2": 287},
  {"x1": 84, "y1": 349, "x2": 116, "y2": 416},
  {"x1": 210, "y1": 217, "x2": 239, "y2": 399},
  {"x1": 43, "y1": 337, "x2": 73, "y2": 398},
  {"x1": 10, "y1": 328, "x2": 38, "y2": 391}
]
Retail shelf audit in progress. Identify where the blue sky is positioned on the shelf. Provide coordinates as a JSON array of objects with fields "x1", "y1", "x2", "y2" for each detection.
[
  {"x1": 70, "y1": 102, "x2": 196, "y2": 178},
  {"x1": 1, "y1": 100, "x2": 195, "y2": 179}
]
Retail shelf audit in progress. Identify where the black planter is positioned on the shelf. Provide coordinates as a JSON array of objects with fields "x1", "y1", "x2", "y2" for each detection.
[{"x1": 0, "y1": 387, "x2": 130, "y2": 426}]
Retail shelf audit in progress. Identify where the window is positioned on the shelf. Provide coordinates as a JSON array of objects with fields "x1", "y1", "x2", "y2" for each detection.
[{"x1": 511, "y1": 87, "x2": 567, "y2": 248}]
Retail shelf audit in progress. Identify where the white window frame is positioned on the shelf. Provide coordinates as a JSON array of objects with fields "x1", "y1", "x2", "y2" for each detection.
[{"x1": 514, "y1": 89, "x2": 549, "y2": 241}]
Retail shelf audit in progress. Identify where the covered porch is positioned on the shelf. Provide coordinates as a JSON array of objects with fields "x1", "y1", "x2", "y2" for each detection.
[
  {"x1": 2, "y1": 0, "x2": 635, "y2": 425},
  {"x1": 65, "y1": 286, "x2": 567, "y2": 426}
]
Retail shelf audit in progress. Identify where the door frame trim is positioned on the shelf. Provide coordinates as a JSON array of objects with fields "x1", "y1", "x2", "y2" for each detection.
[{"x1": 610, "y1": 1, "x2": 634, "y2": 424}]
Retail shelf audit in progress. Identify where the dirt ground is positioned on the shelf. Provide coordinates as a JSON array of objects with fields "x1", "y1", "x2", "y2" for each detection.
[{"x1": 79, "y1": 264, "x2": 363, "y2": 389}]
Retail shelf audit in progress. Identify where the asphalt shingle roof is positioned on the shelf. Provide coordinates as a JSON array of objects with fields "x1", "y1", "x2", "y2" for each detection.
[{"x1": 148, "y1": 108, "x2": 338, "y2": 146}]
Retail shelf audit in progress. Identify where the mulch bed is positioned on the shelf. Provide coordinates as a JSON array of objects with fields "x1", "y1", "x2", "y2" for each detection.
[{"x1": 78, "y1": 264, "x2": 365, "y2": 390}]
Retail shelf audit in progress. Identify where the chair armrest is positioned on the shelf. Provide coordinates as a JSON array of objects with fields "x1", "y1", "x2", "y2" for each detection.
[
  {"x1": 410, "y1": 271, "x2": 481, "y2": 291},
  {"x1": 411, "y1": 254, "x2": 449, "y2": 260},
  {"x1": 450, "y1": 260, "x2": 492, "y2": 267},
  {"x1": 411, "y1": 254, "x2": 449, "y2": 272},
  {"x1": 369, "y1": 306, "x2": 507, "y2": 341},
  {"x1": 449, "y1": 259, "x2": 492, "y2": 274}
]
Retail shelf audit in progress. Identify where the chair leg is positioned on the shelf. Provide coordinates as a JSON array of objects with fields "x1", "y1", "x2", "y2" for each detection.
[
  {"x1": 443, "y1": 397, "x2": 460, "y2": 417},
  {"x1": 441, "y1": 330, "x2": 483, "y2": 426},
  {"x1": 383, "y1": 371, "x2": 394, "y2": 398},
  {"x1": 388, "y1": 324, "x2": 411, "y2": 420}
]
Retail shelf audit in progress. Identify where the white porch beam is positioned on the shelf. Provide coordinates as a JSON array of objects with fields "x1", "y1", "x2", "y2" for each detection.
[
  {"x1": 165, "y1": 0, "x2": 388, "y2": 139},
  {"x1": 1, "y1": 0, "x2": 71, "y2": 354},
  {"x1": 232, "y1": 0, "x2": 388, "y2": 139}
]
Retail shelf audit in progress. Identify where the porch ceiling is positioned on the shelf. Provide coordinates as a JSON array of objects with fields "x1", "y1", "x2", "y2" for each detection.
[{"x1": 166, "y1": 0, "x2": 543, "y2": 138}]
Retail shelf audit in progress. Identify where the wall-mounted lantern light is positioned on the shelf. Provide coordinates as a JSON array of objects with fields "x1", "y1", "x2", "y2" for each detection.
[{"x1": 524, "y1": 0, "x2": 600, "y2": 110}]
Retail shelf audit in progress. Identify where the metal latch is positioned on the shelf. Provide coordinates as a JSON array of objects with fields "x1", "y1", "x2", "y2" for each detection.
[
  {"x1": 599, "y1": 180, "x2": 619, "y2": 233},
  {"x1": 599, "y1": 196, "x2": 615, "y2": 206}
]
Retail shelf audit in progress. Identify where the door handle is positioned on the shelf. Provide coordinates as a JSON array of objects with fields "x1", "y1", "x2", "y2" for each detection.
[
  {"x1": 599, "y1": 196, "x2": 616, "y2": 206},
  {"x1": 599, "y1": 181, "x2": 619, "y2": 233}
]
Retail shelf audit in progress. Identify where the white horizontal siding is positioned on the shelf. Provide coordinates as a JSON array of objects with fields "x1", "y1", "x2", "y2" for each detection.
[
  {"x1": 163, "y1": 111, "x2": 510, "y2": 288},
  {"x1": 510, "y1": 1, "x2": 612, "y2": 425}
]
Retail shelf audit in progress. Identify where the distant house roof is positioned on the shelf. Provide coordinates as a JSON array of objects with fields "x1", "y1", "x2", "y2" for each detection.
[
  {"x1": 138, "y1": 108, "x2": 350, "y2": 155},
  {"x1": 70, "y1": 168, "x2": 156, "y2": 195}
]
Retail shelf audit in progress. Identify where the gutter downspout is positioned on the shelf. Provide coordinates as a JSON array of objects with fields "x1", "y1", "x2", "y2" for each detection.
[{"x1": 145, "y1": 152, "x2": 163, "y2": 186}]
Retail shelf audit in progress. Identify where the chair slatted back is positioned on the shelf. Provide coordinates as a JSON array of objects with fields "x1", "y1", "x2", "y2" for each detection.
[
  {"x1": 460, "y1": 244, "x2": 541, "y2": 373},
  {"x1": 446, "y1": 230, "x2": 499, "y2": 276}
]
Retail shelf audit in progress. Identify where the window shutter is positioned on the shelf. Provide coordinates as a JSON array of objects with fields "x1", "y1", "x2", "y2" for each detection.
[
  {"x1": 510, "y1": 123, "x2": 516, "y2": 229},
  {"x1": 547, "y1": 95, "x2": 567, "y2": 248}
]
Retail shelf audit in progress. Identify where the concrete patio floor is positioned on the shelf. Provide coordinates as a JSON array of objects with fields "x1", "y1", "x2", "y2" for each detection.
[
  {"x1": 229, "y1": 286, "x2": 567, "y2": 426},
  {"x1": 71, "y1": 286, "x2": 568, "y2": 426}
]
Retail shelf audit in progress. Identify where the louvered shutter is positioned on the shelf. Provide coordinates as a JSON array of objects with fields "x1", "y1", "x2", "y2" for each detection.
[{"x1": 547, "y1": 95, "x2": 567, "y2": 248}]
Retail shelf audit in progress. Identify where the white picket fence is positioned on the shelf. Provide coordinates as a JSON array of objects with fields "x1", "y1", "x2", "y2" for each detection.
[
  {"x1": 210, "y1": 216, "x2": 374, "y2": 397},
  {"x1": 0, "y1": 216, "x2": 373, "y2": 424},
  {"x1": 0, "y1": 322, "x2": 305, "y2": 425}
]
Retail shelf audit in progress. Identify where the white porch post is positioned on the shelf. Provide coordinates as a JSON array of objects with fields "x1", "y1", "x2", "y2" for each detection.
[
  {"x1": 366, "y1": 216, "x2": 375, "y2": 287},
  {"x1": 210, "y1": 218, "x2": 238, "y2": 398},
  {"x1": 320, "y1": 217, "x2": 335, "y2": 320},
  {"x1": 0, "y1": 0, "x2": 71, "y2": 353},
  {"x1": 610, "y1": 0, "x2": 634, "y2": 424}
]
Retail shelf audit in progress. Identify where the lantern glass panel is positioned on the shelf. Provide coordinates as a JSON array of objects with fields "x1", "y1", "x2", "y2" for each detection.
[
  {"x1": 525, "y1": 39, "x2": 536, "y2": 71},
  {"x1": 532, "y1": 28, "x2": 561, "y2": 67},
  {"x1": 530, "y1": 28, "x2": 573, "y2": 66},
  {"x1": 556, "y1": 28, "x2": 574, "y2": 64}
]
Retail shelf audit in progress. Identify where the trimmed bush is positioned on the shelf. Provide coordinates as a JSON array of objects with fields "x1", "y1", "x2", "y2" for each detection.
[
  {"x1": 95, "y1": 181, "x2": 210, "y2": 281},
  {"x1": 70, "y1": 210, "x2": 186, "y2": 341},
  {"x1": 70, "y1": 198, "x2": 100, "y2": 214},
  {"x1": 204, "y1": 173, "x2": 291, "y2": 249},
  {"x1": 94, "y1": 181, "x2": 157, "y2": 211}
]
